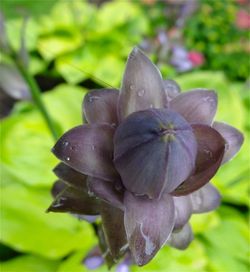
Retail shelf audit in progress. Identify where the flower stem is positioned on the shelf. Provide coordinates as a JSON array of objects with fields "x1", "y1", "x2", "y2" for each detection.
[{"x1": 15, "y1": 60, "x2": 58, "y2": 141}]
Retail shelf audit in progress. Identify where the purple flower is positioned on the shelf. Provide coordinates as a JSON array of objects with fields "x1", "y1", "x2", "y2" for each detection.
[{"x1": 48, "y1": 48, "x2": 244, "y2": 267}]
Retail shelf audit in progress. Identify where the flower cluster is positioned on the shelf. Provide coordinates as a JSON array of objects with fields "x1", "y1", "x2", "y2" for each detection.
[{"x1": 48, "y1": 48, "x2": 243, "y2": 268}]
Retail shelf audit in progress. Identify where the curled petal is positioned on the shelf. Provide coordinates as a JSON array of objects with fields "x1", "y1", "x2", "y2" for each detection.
[
  {"x1": 167, "y1": 223, "x2": 193, "y2": 250},
  {"x1": 87, "y1": 177, "x2": 124, "y2": 210},
  {"x1": 173, "y1": 196, "x2": 192, "y2": 230},
  {"x1": 53, "y1": 163, "x2": 88, "y2": 191},
  {"x1": 118, "y1": 47, "x2": 166, "y2": 121},
  {"x1": 190, "y1": 183, "x2": 221, "y2": 214},
  {"x1": 213, "y1": 121, "x2": 244, "y2": 164},
  {"x1": 47, "y1": 186, "x2": 100, "y2": 215},
  {"x1": 163, "y1": 79, "x2": 181, "y2": 104},
  {"x1": 52, "y1": 124, "x2": 119, "y2": 182},
  {"x1": 124, "y1": 192, "x2": 175, "y2": 266},
  {"x1": 172, "y1": 124, "x2": 225, "y2": 196},
  {"x1": 101, "y1": 204, "x2": 127, "y2": 260},
  {"x1": 114, "y1": 109, "x2": 197, "y2": 199},
  {"x1": 170, "y1": 89, "x2": 217, "y2": 125},
  {"x1": 83, "y1": 89, "x2": 119, "y2": 125}
]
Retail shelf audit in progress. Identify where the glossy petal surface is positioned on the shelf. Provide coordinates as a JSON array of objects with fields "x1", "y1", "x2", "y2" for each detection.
[
  {"x1": 101, "y1": 204, "x2": 127, "y2": 260},
  {"x1": 170, "y1": 89, "x2": 217, "y2": 125},
  {"x1": 172, "y1": 124, "x2": 225, "y2": 196},
  {"x1": 213, "y1": 121, "x2": 244, "y2": 164},
  {"x1": 53, "y1": 163, "x2": 88, "y2": 191},
  {"x1": 52, "y1": 124, "x2": 118, "y2": 181},
  {"x1": 88, "y1": 177, "x2": 124, "y2": 210},
  {"x1": 167, "y1": 223, "x2": 193, "y2": 250},
  {"x1": 124, "y1": 192, "x2": 175, "y2": 266},
  {"x1": 118, "y1": 47, "x2": 166, "y2": 121},
  {"x1": 83, "y1": 89, "x2": 119, "y2": 125},
  {"x1": 114, "y1": 109, "x2": 197, "y2": 199},
  {"x1": 173, "y1": 196, "x2": 192, "y2": 230},
  {"x1": 190, "y1": 183, "x2": 221, "y2": 213},
  {"x1": 47, "y1": 186, "x2": 100, "y2": 215}
]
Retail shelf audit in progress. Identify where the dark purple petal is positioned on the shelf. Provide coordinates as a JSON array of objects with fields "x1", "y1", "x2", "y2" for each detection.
[
  {"x1": 124, "y1": 192, "x2": 175, "y2": 266},
  {"x1": 213, "y1": 122, "x2": 244, "y2": 164},
  {"x1": 52, "y1": 124, "x2": 119, "y2": 182},
  {"x1": 101, "y1": 204, "x2": 127, "y2": 260},
  {"x1": 172, "y1": 124, "x2": 225, "y2": 196},
  {"x1": 87, "y1": 177, "x2": 124, "y2": 210},
  {"x1": 118, "y1": 47, "x2": 166, "y2": 121},
  {"x1": 170, "y1": 89, "x2": 217, "y2": 125},
  {"x1": 173, "y1": 196, "x2": 192, "y2": 230},
  {"x1": 47, "y1": 186, "x2": 100, "y2": 215},
  {"x1": 167, "y1": 223, "x2": 193, "y2": 250},
  {"x1": 83, "y1": 89, "x2": 119, "y2": 126},
  {"x1": 0, "y1": 64, "x2": 31, "y2": 100},
  {"x1": 163, "y1": 80, "x2": 181, "y2": 105},
  {"x1": 51, "y1": 180, "x2": 67, "y2": 198},
  {"x1": 114, "y1": 109, "x2": 197, "y2": 199},
  {"x1": 53, "y1": 163, "x2": 88, "y2": 191},
  {"x1": 97, "y1": 225, "x2": 115, "y2": 268},
  {"x1": 190, "y1": 183, "x2": 221, "y2": 213}
]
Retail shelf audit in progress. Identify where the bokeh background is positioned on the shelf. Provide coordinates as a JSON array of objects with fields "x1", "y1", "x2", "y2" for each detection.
[{"x1": 0, "y1": 0, "x2": 249, "y2": 271}]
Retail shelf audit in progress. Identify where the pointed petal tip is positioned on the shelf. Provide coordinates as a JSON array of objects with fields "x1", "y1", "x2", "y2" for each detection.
[{"x1": 213, "y1": 121, "x2": 244, "y2": 164}]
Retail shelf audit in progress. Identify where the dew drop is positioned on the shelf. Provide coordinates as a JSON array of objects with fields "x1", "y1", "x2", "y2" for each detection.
[
  {"x1": 130, "y1": 84, "x2": 135, "y2": 90},
  {"x1": 63, "y1": 141, "x2": 69, "y2": 147},
  {"x1": 204, "y1": 148, "x2": 213, "y2": 158},
  {"x1": 66, "y1": 157, "x2": 70, "y2": 161},
  {"x1": 137, "y1": 89, "x2": 145, "y2": 97},
  {"x1": 88, "y1": 95, "x2": 100, "y2": 103},
  {"x1": 202, "y1": 96, "x2": 214, "y2": 104}
]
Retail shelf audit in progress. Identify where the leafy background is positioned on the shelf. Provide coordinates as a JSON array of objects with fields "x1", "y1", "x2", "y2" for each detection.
[{"x1": 0, "y1": 1, "x2": 249, "y2": 272}]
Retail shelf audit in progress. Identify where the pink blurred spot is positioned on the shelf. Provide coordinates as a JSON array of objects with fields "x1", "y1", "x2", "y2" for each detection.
[
  {"x1": 236, "y1": 10, "x2": 250, "y2": 29},
  {"x1": 187, "y1": 51, "x2": 205, "y2": 66}
]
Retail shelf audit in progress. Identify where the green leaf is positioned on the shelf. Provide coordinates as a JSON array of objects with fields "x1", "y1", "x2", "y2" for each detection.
[
  {"x1": 0, "y1": 255, "x2": 59, "y2": 272},
  {"x1": 1, "y1": 183, "x2": 95, "y2": 258},
  {"x1": 203, "y1": 207, "x2": 249, "y2": 263},
  {"x1": 0, "y1": 84, "x2": 86, "y2": 187},
  {"x1": 2, "y1": 0, "x2": 57, "y2": 18}
]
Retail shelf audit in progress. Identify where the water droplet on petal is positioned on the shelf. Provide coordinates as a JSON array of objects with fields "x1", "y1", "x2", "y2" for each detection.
[
  {"x1": 137, "y1": 89, "x2": 145, "y2": 97},
  {"x1": 88, "y1": 95, "x2": 100, "y2": 103},
  {"x1": 204, "y1": 148, "x2": 213, "y2": 158},
  {"x1": 130, "y1": 84, "x2": 135, "y2": 90},
  {"x1": 66, "y1": 157, "x2": 70, "y2": 161},
  {"x1": 63, "y1": 141, "x2": 69, "y2": 147}
]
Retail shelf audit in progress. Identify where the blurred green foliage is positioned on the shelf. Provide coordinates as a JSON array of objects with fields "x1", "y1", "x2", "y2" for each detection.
[
  {"x1": 184, "y1": 0, "x2": 250, "y2": 81},
  {"x1": 0, "y1": 0, "x2": 250, "y2": 272}
]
